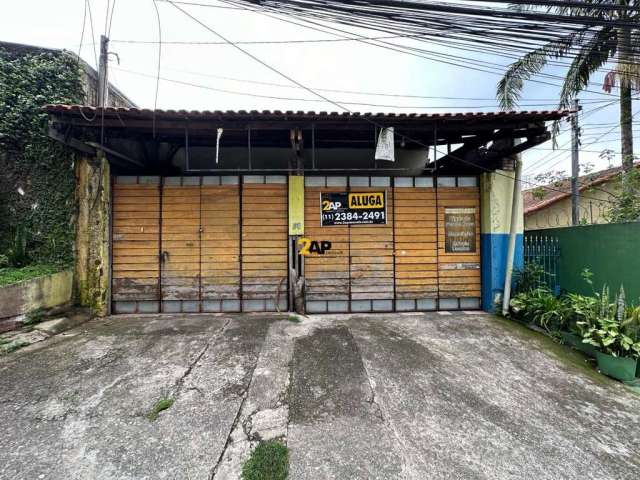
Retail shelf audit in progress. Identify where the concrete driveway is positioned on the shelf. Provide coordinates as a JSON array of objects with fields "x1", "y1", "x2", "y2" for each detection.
[{"x1": 1, "y1": 312, "x2": 639, "y2": 479}]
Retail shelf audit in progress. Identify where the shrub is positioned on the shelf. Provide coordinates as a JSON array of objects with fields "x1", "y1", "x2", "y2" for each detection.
[
  {"x1": 509, "y1": 267, "x2": 640, "y2": 359},
  {"x1": 513, "y1": 262, "x2": 547, "y2": 294},
  {"x1": 580, "y1": 285, "x2": 640, "y2": 359},
  {"x1": 510, "y1": 287, "x2": 572, "y2": 333}
]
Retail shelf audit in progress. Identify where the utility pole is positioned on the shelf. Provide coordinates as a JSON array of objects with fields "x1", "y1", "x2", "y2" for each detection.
[
  {"x1": 97, "y1": 35, "x2": 109, "y2": 108},
  {"x1": 571, "y1": 98, "x2": 580, "y2": 225}
]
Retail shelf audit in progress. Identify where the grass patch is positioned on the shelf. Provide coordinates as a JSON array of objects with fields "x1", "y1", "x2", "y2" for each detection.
[
  {"x1": 287, "y1": 314, "x2": 301, "y2": 323},
  {"x1": 241, "y1": 440, "x2": 289, "y2": 480},
  {"x1": 0, "y1": 340, "x2": 30, "y2": 355},
  {"x1": 146, "y1": 397, "x2": 175, "y2": 421},
  {"x1": 23, "y1": 308, "x2": 47, "y2": 326},
  {"x1": 0, "y1": 264, "x2": 64, "y2": 287}
]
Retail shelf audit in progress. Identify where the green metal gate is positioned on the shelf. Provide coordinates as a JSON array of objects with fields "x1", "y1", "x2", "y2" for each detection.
[{"x1": 523, "y1": 235, "x2": 560, "y2": 294}]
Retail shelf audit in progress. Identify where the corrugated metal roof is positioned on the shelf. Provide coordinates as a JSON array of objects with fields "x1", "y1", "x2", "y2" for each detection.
[{"x1": 46, "y1": 104, "x2": 572, "y2": 123}]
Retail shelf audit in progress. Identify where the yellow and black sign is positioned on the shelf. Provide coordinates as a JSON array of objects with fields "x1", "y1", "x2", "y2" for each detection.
[
  {"x1": 321, "y1": 191, "x2": 386, "y2": 226},
  {"x1": 297, "y1": 238, "x2": 332, "y2": 256}
]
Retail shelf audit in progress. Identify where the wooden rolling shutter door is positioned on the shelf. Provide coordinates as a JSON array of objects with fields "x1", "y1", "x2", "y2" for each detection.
[
  {"x1": 111, "y1": 177, "x2": 161, "y2": 313},
  {"x1": 200, "y1": 177, "x2": 241, "y2": 312},
  {"x1": 349, "y1": 182, "x2": 395, "y2": 311},
  {"x1": 304, "y1": 183, "x2": 350, "y2": 313},
  {"x1": 393, "y1": 178, "x2": 438, "y2": 310},
  {"x1": 241, "y1": 177, "x2": 288, "y2": 312},
  {"x1": 161, "y1": 178, "x2": 201, "y2": 312},
  {"x1": 437, "y1": 181, "x2": 481, "y2": 306}
]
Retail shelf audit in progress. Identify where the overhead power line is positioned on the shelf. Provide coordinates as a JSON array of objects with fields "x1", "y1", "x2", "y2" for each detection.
[
  {"x1": 463, "y1": 0, "x2": 640, "y2": 13},
  {"x1": 214, "y1": 0, "x2": 627, "y2": 96},
  {"x1": 116, "y1": 65, "x2": 595, "y2": 109},
  {"x1": 133, "y1": 64, "x2": 618, "y2": 104},
  {"x1": 160, "y1": 0, "x2": 621, "y2": 206},
  {"x1": 86, "y1": 0, "x2": 99, "y2": 68},
  {"x1": 152, "y1": 0, "x2": 162, "y2": 137},
  {"x1": 235, "y1": 0, "x2": 640, "y2": 29}
]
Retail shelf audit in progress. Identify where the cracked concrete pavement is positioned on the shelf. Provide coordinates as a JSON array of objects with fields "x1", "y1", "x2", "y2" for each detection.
[{"x1": 1, "y1": 312, "x2": 639, "y2": 479}]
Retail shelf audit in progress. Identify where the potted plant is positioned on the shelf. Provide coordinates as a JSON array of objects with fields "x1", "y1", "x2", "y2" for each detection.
[
  {"x1": 563, "y1": 291, "x2": 600, "y2": 357},
  {"x1": 580, "y1": 287, "x2": 640, "y2": 382}
]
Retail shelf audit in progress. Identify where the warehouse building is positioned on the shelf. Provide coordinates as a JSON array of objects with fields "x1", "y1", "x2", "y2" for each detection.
[{"x1": 46, "y1": 106, "x2": 568, "y2": 315}]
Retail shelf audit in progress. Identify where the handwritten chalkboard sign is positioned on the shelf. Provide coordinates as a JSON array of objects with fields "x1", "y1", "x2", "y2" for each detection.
[{"x1": 444, "y1": 207, "x2": 476, "y2": 253}]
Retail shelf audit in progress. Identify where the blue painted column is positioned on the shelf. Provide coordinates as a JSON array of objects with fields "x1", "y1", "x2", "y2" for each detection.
[{"x1": 480, "y1": 170, "x2": 524, "y2": 312}]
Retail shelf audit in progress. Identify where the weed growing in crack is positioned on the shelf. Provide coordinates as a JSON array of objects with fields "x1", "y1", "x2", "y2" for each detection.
[
  {"x1": 241, "y1": 440, "x2": 289, "y2": 480},
  {"x1": 23, "y1": 308, "x2": 46, "y2": 326},
  {"x1": 147, "y1": 397, "x2": 175, "y2": 421},
  {"x1": 0, "y1": 340, "x2": 30, "y2": 355},
  {"x1": 287, "y1": 315, "x2": 301, "y2": 324}
]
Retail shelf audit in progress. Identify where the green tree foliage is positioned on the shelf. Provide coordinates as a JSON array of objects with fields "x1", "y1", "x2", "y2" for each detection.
[
  {"x1": 605, "y1": 168, "x2": 640, "y2": 222},
  {"x1": 497, "y1": 2, "x2": 638, "y2": 169},
  {"x1": 0, "y1": 48, "x2": 84, "y2": 265}
]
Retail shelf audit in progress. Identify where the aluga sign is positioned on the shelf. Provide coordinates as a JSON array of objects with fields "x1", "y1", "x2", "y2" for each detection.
[{"x1": 320, "y1": 191, "x2": 387, "y2": 226}]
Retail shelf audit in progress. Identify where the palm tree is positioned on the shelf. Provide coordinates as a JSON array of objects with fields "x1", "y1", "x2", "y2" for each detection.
[{"x1": 497, "y1": 1, "x2": 639, "y2": 171}]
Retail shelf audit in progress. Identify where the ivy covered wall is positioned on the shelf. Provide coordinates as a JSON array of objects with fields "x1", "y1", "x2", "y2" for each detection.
[{"x1": 0, "y1": 48, "x2": 84, "y2": 266}]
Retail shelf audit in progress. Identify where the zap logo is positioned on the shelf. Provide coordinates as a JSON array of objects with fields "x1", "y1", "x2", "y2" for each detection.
[
  {"x1": 322, "y1": 200, "x2": 342, "y2": 211},
  {"x1": 297, "y1": 238, "x2": 332, "y2": 256}
]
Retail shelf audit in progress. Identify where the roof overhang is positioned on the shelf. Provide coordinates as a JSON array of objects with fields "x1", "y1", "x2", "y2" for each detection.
[{"x1": 46, "y1": 105, "x2": 571, "y2": 174}]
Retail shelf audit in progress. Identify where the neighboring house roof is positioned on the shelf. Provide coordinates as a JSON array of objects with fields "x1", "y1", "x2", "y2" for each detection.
[
  {"x1": 523, "y1": 163, "x2": 638, "y2": 215},
  {"x1": 0, "y1": 40, "x2": 136, "y2": 108}
]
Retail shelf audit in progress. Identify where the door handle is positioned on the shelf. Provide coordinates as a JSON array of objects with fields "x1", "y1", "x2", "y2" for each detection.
[{"x1": 161, "y1": 251, "x2": 170, "y2": 263}]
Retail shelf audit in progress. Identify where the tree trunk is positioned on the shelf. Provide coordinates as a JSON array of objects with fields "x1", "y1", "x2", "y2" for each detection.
[
  {"x1": 620, "y1": 82, "x2": 634, "y2": 171},
  {"x1": 619, "y1": 27, "x2": 634, "y2": 172}
]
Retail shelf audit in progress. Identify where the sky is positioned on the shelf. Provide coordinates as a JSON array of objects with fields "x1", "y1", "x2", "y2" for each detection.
[{"x1": 1, "y1": 0, "x2": 637, "y2": 185}]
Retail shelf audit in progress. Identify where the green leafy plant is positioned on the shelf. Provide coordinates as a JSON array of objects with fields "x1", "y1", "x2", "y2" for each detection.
[
  {"x1": 605, "y1": 168, "x2": 640, "y2": 223},
  {"x1": 622, "y1": 305, "x2": 640, "y2": 342},
  {"x1": 581, "y1": 317, "x2": 640, "y2": 358},
  {"x1": 510, "y1": 287, "x2": 571, "y2": 333},
  {"x1": 0, "y1": 47, "x2": 83, "y2": 267},
  {"x1": 242, "y1": 440, "x2": 289, "y2": 480},
  {"x1": 579, "y1": 283, "x2": 640, "y2": 358},
  {"x1": 23, "y1": 307, "x2": 46, "y2": 326},
  {"x1": 0, "y1": 263, "x2": 63, "y2": 287},
  {"x1": 513, "y1": 261, "x2": 547, "y2": 294},
  {"x1": 147, "y1": 397, "x2": 175, "y2": 421},
  {"x1": 0, "y1": 339, "x2": 30, "y2": 355},
  {"x1": 6, "y1": 225, "x2": 30, "y2": 267},
  {"x1": 565, "y1": 292, "x2": 599, "y2": 336}
]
